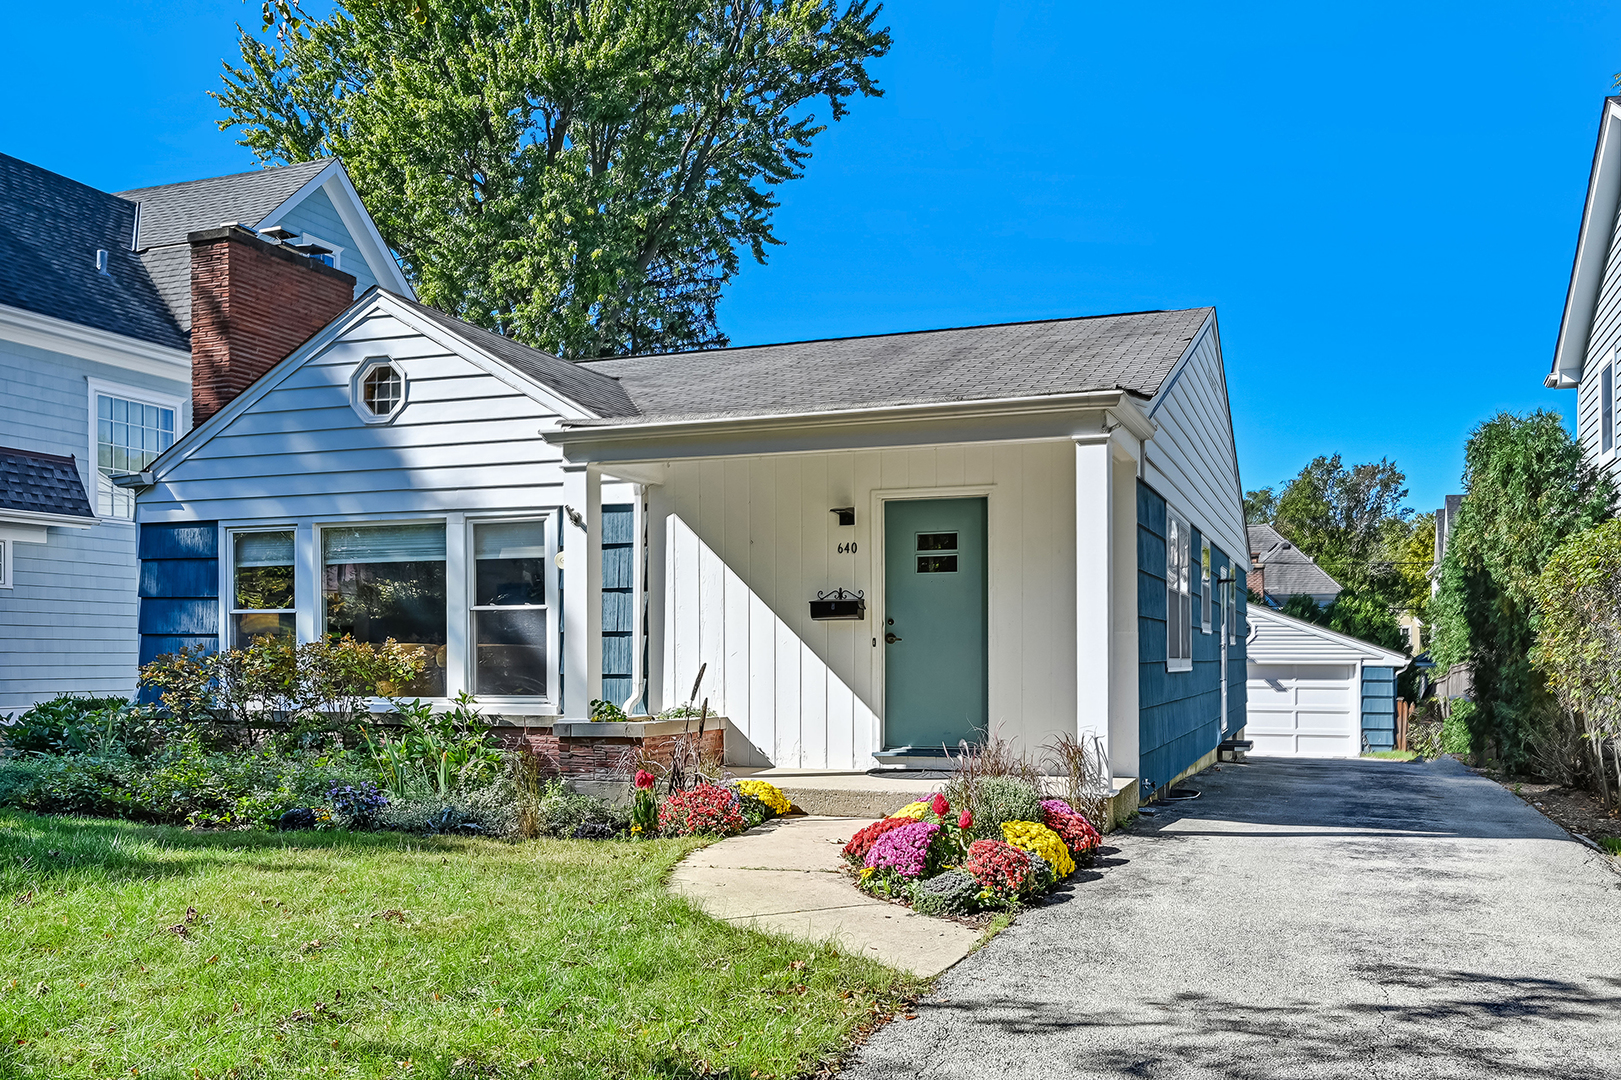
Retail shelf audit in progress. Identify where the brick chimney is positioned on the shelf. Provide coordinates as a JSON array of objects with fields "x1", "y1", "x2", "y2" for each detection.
[
  {"x1": 1247, "y1": 563, "x2": 1263, "y2": 599},
  {"x1": 189, "y1": 226, "x2": 357, "y2": 425}
]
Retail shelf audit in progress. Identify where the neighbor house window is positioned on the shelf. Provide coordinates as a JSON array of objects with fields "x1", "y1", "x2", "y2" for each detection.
[
  {"x1": 1200, "y1": 539, "x2": 1212, "y2": 633},
  {"x1": 471, "y1": 520, "x2": 550, "y2": 697},
  {"x1": 323, "y1": 523, "x2": 447, "y2": 696},
  {"x1": 231, "y1": 530, "x2": 296, "y2": 645},
  {"x1": 1605, "y1": 363, "x2": 1615, "y2": 455},
  {"x1": 95, "y1": 392, "x2": 175, "y2": 517},
  {"x1": 1166, "y1": 514, "x2": 1192, "y2": 671}
]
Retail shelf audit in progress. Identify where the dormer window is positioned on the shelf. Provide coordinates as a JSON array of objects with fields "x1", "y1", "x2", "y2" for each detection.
[{"x1": 351, "y1": 359, "x2": 405, "y2": 423}]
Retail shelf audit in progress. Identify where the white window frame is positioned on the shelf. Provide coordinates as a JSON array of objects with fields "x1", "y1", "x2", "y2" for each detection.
[
  {"x1": 1200, "y1": 538, "x2": 1212, "y2": 633},
  {"x1": 86, "y1": 377, "x2": 184, "y2": 523},
  {"x1": 465, "y1": 514, "x2": 560, "y2": 708},
  {"x1": 1226, "y1": 571, "x2": 1239, "y2": 645},
  {"x1": 349, "y1": 358, "x2": 408, "y2": 425},
  {"x1": 1166, "y1": 512, "x2": 1192, "y2": 672},
  {"x1": 295, "y1": 232, "x2": 344, "y2": 271},
  {"x1": 0, "y1": 538, "x2": 10, "y2": 589},
  {"x1": 225, "y1": 526, "x2": 299, "y2": 648}
]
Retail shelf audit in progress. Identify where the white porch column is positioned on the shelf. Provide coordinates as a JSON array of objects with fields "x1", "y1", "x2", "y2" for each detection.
[
  {"x1": 1075, "y1": 432, "x2": 1141, "y2": 781},
  {"x1": 561, "y1": 464, "x2": 599, "y2": 716},
  {"x1": 585, "y1": 464, "x2": 604, "y2": 711},
  {"x1": 443, "y1": 512, "x2": 468, "y2": 699}
]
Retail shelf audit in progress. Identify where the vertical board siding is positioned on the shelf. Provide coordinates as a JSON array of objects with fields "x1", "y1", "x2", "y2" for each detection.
[
  {"x1": 653, "y1": 441, "x2": 1076, "y2": 770},
  {"x1": 1137, "y1": 478, "x2": 1246, "y2": 791},
  {"x1": 271, "y1": 186, "x2": 380, "y2": 296},
  {"x1": 136, "y1": 522, "x2": 220, "y2": 671},
  {"x1": 600, "y1": 503, "x2": 635, "y2": 707},
  {"x1": 0, "y1": 335, "x2": 191, "y2": 714},
  {"x1": 1361, "y1": 665, "x2": 1397, "y2": 750}
]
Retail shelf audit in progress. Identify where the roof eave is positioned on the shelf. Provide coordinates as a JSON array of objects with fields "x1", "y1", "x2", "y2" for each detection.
[
  {"x1": 0, "y1": 506, "x2": 95, "y2": 530},
  {"x1": 1550, "y1": 97, "x2": 1621, "y2": 390}
]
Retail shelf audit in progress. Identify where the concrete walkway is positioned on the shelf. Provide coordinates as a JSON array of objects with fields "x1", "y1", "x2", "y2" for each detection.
[
  {"x1": 843, "y1": 757, "x2": 1621, "y2": 1079},
  {"x1": 668, "y1": 816, "x2": 981, "y2": 977}
]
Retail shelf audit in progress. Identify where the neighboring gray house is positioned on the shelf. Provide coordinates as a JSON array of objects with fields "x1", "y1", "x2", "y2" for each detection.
[
  {"x1": 1245, "y1": 523, "x2": 1343, "y2": 608},
  {"x1": 0, "y1": 153, "x2": 409, "y2": 716}
]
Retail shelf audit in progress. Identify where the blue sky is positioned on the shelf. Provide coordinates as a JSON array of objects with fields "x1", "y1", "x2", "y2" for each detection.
[{"x1": 3, "y1": 2, "x2": 1618, "y2": 513}]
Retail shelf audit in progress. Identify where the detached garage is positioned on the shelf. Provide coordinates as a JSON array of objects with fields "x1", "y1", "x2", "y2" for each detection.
[{"x1": 1244, "y1": 607, "x2": 1408, "y2": 758}]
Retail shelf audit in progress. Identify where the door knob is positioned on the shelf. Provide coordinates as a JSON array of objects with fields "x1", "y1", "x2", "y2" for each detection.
[{"x1": 885, "y1": 632, "x2": 902, "y2": 644}]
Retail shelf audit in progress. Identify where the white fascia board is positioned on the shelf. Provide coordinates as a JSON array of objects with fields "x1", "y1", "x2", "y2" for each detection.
[
  {"x1": 0, "y1": 509, "x2": 92, "y2": 532},
  {"x1": 254, "y1": 159, "x2": 417, "y2": 299},
  {"x1": 1247, "y1": 605, "x2": 1410, "y2": 666},
  {"x1": 1550, "y1": 98, "x2": 1621, "y2": 390},
  {"x1": 543, "y1": 390, "x2": 1148, "y2": 463},
  {"x1": 0, "y1": 302, "x2": 190, "y2": 381}
]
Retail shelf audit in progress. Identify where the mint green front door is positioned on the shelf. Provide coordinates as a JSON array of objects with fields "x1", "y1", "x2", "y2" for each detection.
[{"x1": 883, "y1": 497, "x2": 988, "y2": 750}]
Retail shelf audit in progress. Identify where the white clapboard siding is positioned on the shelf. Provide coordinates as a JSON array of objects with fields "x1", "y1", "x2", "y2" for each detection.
[
  {"x1": 648, "y1": 441, "x2": 1077, "y2": 770},
  {"x1": 1576, "y1": 191, "x2": 1621, "y2": 468},
  {"x1": 142, "y1": 312, "x2": 568, "y2": 523},
  {"x1": 1142, "y1": 317, "x2": 1249, "y2": 565}
]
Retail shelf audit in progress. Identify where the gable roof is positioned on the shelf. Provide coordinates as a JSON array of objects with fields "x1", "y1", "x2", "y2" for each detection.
[
  {"x1": 0, "y1": 153, "x2": 186, "y2": 350},
  {"x1": 392, "y1": 295, "x2": 638, "y2": 418},
  {"x1": 1247, "y1": 605, "x2": 1408, "y2": 667},
  {"x1": 116, "y1": 160, "x2": 332, "y2": 250},
  {"x1": 1549, "y1": 96, "x2": 1621, "y2": 389},
  {"x1": 575, "y1": 307, "x2": 1213, "y2": 425},
  {"x1": 1247, "y1": 523, "x2": 1344, "y2": 601},
  {"x1": 0, "y1": 445, "x2": 95, "y2": 521}
]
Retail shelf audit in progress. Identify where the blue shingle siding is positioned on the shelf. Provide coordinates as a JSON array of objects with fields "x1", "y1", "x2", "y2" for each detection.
[
  {"x1": 271, "y1": 186, "x2": 378, "y2": 296},
  {"x1": 1361, "y1": 665, "x2": 1397, "y2": 751},
  {"x1": 600, "y1": 504, "x2": 635, "y2": 708},
  {"x1": 137, "y1": 522, "x2": 219, "y2": 667},
  {"x1": 1136, "y1": 479, "x2": 1247, "y2": 792}
]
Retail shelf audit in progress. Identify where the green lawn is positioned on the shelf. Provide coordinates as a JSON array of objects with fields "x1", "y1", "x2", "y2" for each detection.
[
  {"x1": 1601, "y1": 836, "x2": 1621, "y2": 856},
  {"x1": 1362, "y1": 750, "x2": 1420, "y2": 761},
  {"x1": 0, "y1": 811, "x2": 919, "y2": 1079}
]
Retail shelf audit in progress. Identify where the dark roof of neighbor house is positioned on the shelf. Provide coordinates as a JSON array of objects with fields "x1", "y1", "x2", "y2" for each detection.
[
  {"x1": 573, "y1": 307, "x2": 1214, "y2": 425},
  {"x1": 1247, "y1": 523, "x2": 1344, "y2": 601},
  {"x1": 0, "y1": 153, "x2": 187, "y2": 350},
  {"x1": 115, "y1": 159, "x2": 331, "y2": 250},
  {"x1": 0, "y1": 154, "x2": 339, "y2": 348},
  {"x1": 0, "y1": 445, "x2": 95, "y2": 520},
  {"x1": 397, "y1": 294, "x2": 640, "y2": 418}
]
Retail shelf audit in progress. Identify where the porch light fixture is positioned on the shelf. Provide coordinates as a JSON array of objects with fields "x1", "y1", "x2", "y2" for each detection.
[
  {"x1": 810, "y1": 588, "x2": 865, "y2": 621},
  {"x1": 830, "y1": 507, "x2": 855, "y2": 526}
]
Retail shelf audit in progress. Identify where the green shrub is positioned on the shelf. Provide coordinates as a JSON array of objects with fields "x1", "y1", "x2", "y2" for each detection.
[
  {"x1": 373, "y1": 780, "x2": 518, "y2": 837},
  {"x1": 365, "y1": 694, "x2": 503, "y2": 797},
  {"x1": 953, "y1": 775, "x2": 1045, "y2": 840},
  {"x1": 907, "y1": 869, "x2": 981, "y2": 916},
  {"x1": 1443, "y1": 701, "x2": 1474, "y2": 755},
  {"x1": 1, "y1": 695, "x2": 165, "y2": 758},
  {"x1": 530, "y1": 781, "x2": 628, "y2": 838}
]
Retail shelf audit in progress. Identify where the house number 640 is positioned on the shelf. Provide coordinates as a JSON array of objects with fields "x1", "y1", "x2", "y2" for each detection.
[{"x1": 838, "y1": 542, "x2": 858, "y2": 554}]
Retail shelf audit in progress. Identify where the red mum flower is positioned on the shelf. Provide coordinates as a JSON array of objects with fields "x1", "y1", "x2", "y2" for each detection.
[
  {"x1": 964, "y1": 839, "x2": 1032, "y2": 900},
  {"x1": 841, "y1": 816, "x2": 913, "y2": 865}
]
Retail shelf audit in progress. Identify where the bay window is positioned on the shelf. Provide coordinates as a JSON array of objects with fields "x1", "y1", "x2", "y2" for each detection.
[
  {"x1": 471, "y1": 519, "x2": 550, "y2": 696},
  {"x1": 322, "y1": 523, "x2": 447, "y2": 697},
  {"x1": 230, "y1": 530, "x2": 295, "y2": 645}
]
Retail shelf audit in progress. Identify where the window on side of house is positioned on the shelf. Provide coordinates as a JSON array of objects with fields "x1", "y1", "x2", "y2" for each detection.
[
  {"x1": 322, "y1": 523, "x2": 448, "y2": 696},
  {"x1": 1604, "y1": 363, "x2": 1615, "y2": 455},
  {"x1": 1166, "y1": 514, "x2": 1192, "y2": 671},
  {"x1": 96, "y1": 392, "x2": 176, "y2": 518},
  {"x1": 230, "y1": 530, "x2": 296, "y2": 646},
  {"x1": 1200, "y1": 539, "x2": 1212, "y2": 633},
  {"x1": 1227, "y1": 570, "x2": 1239, "y2": 645},
  {"x1": 471, "y1": 519, "x2": 550, "y2": 698},
  {"x1": 0, "y1": 538, "x2": 9, "y2": 589}
]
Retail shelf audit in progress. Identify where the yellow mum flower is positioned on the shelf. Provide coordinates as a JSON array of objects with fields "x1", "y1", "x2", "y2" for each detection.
[
  {"x1": 737, "y1": 779, "x2": 792, "y2": 817},
  {"x1": 891, "y1": 801, "x2": 932, "y2": 821},
  {"x1": 1001, "y1": 820, "x2": 1076, "y2": 878}
]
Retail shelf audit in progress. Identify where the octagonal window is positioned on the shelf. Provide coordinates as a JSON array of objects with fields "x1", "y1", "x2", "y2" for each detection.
[{"x1": 363, "y1": 364, "x2": 403, "y2": 416}]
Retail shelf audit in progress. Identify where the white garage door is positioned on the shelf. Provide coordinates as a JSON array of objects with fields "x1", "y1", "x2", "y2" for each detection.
[{"x1": 1245, "y1": 663, "x2": 1359, "y2": 758}]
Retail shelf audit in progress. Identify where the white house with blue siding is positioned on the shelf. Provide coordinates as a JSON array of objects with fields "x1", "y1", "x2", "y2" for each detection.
[
  {"x1": 133, "y1": 296, "x2": 1251, "y2": 797},
  {"x1": 0, "y1": 152, "x2": 408, "y2": 715}
]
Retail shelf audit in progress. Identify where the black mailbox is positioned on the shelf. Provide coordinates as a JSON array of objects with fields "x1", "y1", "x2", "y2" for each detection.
[{"x1": 810, "y1": 588, "x2": 865, "y2": 621}]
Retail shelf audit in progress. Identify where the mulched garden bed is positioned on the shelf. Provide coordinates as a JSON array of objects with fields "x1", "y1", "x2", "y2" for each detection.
[{"x1": 1472, "y1": 760, "x2": 1621, "y2": 846}]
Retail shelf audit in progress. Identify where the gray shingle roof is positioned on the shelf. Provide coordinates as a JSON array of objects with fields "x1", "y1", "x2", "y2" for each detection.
[
  {"x1": 393, "y1": 294, "x2": 638, "y2": 418},
  {"x1": 0, "y1": 153, "x2": 187, "y2": 350},
  {"x1": 0, "y1": 445, "x2": 95, "y2": 520},
  {"x1": 575, "y1": 307, "x2": 1213, "y2": 424},
  {"x1": 116, "y1": 159, "x2": 331, "y2": 249},
  {"x1": 1247, "y1": 523, "x2": 1343, "y2": 602}
]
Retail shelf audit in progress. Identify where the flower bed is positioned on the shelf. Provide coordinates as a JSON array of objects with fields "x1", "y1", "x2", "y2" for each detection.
[{"x1": 839, "y1": 780, "x2": 1104, "y2": 917}]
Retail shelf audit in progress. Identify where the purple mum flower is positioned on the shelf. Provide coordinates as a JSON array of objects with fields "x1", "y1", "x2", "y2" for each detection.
[{"x1": 864, "y1": 821, "x2": 940, "y2": 878}]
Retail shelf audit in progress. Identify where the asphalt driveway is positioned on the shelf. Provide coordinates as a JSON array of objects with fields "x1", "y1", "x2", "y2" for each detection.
[{"x1": 842, "y1": 756, "x2": 1621, "y2": 1079}]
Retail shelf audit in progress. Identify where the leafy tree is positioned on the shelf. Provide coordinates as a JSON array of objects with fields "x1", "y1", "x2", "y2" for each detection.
[
  {"x1": 1392, "y1": 511, "x2": 1436, "y2": 616},
  {"x1": 1429, "y1": 411, "x2": 1615, "y2": 768},
  {"x1": 215, "y1": 0, "x2": 890, "y2": 358},
  {"x1": 1244, "y1": 486, "x2": 1278, "y2": 525},
  {"x1": 1531, "y1": 520, "x2": 1621, "y2": 804},
  {"x1": 1272, "y1": 454, "x2": 1411, "y2": 593},
  {"x1": 1277, "y1": 591, "x2": 1404, "y2": 653}
]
